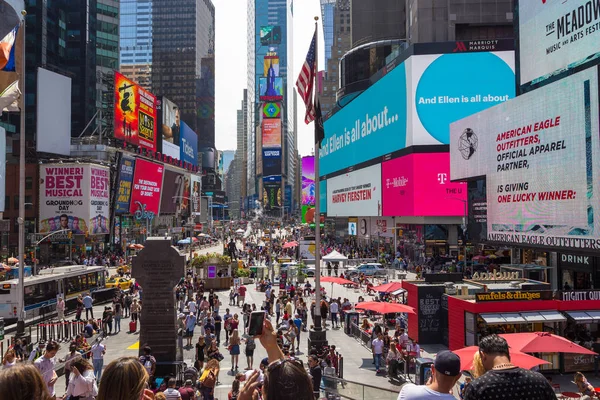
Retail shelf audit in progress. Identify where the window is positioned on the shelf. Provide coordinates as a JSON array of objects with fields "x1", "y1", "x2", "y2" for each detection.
[
  {"x1": 25, "y1": 177, "x2": 32, "y2": 190},
  {"x1": 25, "y1": 195, "x2": 32, "y2": 209},
  {"x1": 24, "y1": 281, "x2": 58, "y2": 307},
  {"x1": 4, "y1": 196, "x2": 8, "y2": 210},
  {"x1": 13, "y1": 196, "x2": 18, "y2": 210}
]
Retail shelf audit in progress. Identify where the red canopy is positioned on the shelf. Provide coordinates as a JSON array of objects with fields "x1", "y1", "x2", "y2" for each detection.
[
  {"x1": 321, "y1": 276, "x2": 355, "y2": 285},
  {"x1": 501, "y1": 332, "x2": 597, "y2": 355},
  {"x1": 282, "y1": 241, "x2": 298, "y2": 249},
  {"x1": 453, "y1": 346, "x2": 550, "y2": 371},
  {"x1": 371, "y1": 282, "x2": 404, "y2": 293},
  {"x1": 355, "y1": 301, "x2": 415, "y2": 315}
]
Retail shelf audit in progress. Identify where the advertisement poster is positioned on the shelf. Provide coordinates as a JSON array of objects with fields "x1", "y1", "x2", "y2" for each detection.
[
  {"x1": 302, "y1": 156, "x2": 315, "y2": 206},
  {"x1": 39, "y1": 164, "x2": 110, "y2": 235},
  {"x1": 259, "y1": 77, "x2": 284, "y2": 101},
  {"x1": 301, "y1": 205, "x2": 314, "y2": 223},
  {"x1": 263, "y1": 148, "x2": 281, "y2": 177},
  {"x1": 89, "y1": 165, "x2": 110, "y2": 234},
  {"x1": 518, "y1": 0, "x2": 600, "y2": 88},
  {"x1": 468, "y1": 179, "x2": 487, "y2": 243},
  {"x1": 180, "y1": 122, "x2": 199, "y2": 166},
  {"x1": 115, "y1": 156, "x2": 135, "y2": 214},
  {"x1": 113, "y1": 72, "x2": 157, "y2": 151},
  {"x1": 450, "y1": 66, "x2": 600, "y2": 250},
  {"x1": 262, "y1": 102, "x2": 281, "y2": 119},
  {"x1": 320, "y1": 51, "x2": 515, "y2": 177},
  {"x1": 263, "y1": 182, "x2": 282, "y2": 209},
  {"x1": 159, "y1": 96, "x2": 180, "y2": 159},
  {"x1": 129, "y1": 159, "x2": 164, "y2": 217},
  {"x1": 260, "y1": 25, "x2": 281, "y2": 45},
  {"x1": 262, "y1": 119, "x2": 281, "y2": 147},
  {"x1": 191, "y1": 174, "x2": 202, "y2": 216},
  {"x1": 264, "y1": 55, "x2": 280, "y2": 77},
  {"x1": 160, "y1": 169, "x2": 190, "y2": 215},
  {"x1": 370, "y1": 217, "x2": 394, "y2": 238},
  {"x1": 382, "y1": 153, "x2": 466, "y2": 216},
  {"x1": 327, "y1": 164, "x2": 381, "y2": 217}
]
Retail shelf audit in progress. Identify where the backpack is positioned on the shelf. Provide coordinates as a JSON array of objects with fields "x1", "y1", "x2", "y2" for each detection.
[
  {"x1": 200, "y1": 369, "x2": 216, "y2": 388},
  {"x1": 246, "y1": 338, "x2": 256, "y2": 351}
]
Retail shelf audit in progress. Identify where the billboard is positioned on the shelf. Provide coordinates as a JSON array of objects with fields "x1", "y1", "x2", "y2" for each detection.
[
  {"x1": 115, "y1": 156, "x2": 135, "y2": 214},
  {"x1": 36, "y1": 68, "x2": 71, "y2": 156},
  {"x1": 39, "y1": 164, "x2": 110, "y2": 235},
  {"x1": 450, "y1": 66, "x2": 600, "y2": 250},
  {"x1": 301, "y1": 205, "x2": 314, "y2": 223},
  {"x1": 259, "y1": 77, "x2": 284, "y2": 101},
  {"x1": 468, "y1": 179, "x2": 487, "y2": 243},
  {"x1": 0, "y1": 128, "x2": 4, "y2": 212},
  {"x1": 264, "y1": 56, "x2": 280, "y2": 77},
  {"x1": 327, "y1": 164, "x2": 381, "y2": 217},
  {"x1": 382, "y1": 153, "x2": 466, "y2": 217},
  {"x1": 180, "y1": 122, "x2": 199, "y2": 166},
  {"x1": 263, "y1": 182, "x2": 282, "y2": 209},
  {"x1": 320, "y1": 51, "x2": 515, "y2": 176},
  {"x1": 320, "y1": 178, "x2": 327, "y2": 214},
  {"x1": 262, "y1": 119, "x2": 281, "y2": 147},
  {"x1": 518, "y1": 0, "x2": 600, "y2": 89},
  {"x1": 302, "y1": 156, "x2": 315, "y2": 206},
  {"x1": 191, "y1": 174, "x2": 202, "y2": 216},
  {"x1": 129, "y1": 159, "x2": 164, "y2": 217},
  {"x1": 158, "y1": 96, "x2": 180, "y2": 159},
  {"x1": 262, "y1": 102, "x2": 281, "y2": 118},
  {"x1": 263, "y1": 148, "x2": 281, "y2": 178},
  {"x1": 260, "y1": 25, "x2": 282, "y2": 45},
  {"x1": 160, "y1": 169, "x2": 191, "y2": 214},
  {"x1": 114, "y1": 72, "x2": 157, "y2": 151}
]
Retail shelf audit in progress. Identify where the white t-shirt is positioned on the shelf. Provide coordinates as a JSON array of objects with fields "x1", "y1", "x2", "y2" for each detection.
[
  {"x1": 372, "y1": 338, "x2": 384, "y2": 354},
  {"x1": 398, "y1": 384, "x2": 455, "y2": 400},
  {"x1": 188, "y1": 301, "x2": 197, "y2": 313},
  {"x1": 91, "y1": 343, "x2": 105, "y2": 360},
  {"x1": 163, "y1": 387, "x2": 182, "y2": 400},
  {"x1": 330, "y1": 302, "x2": 339, "y2": 313}
]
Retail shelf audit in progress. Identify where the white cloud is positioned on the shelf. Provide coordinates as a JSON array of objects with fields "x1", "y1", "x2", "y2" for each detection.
[{"x1": 213, "y1": 0, "x2": 323, "y2": 157}]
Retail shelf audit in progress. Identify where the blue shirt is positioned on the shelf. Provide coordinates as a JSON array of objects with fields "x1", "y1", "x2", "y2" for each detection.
[
  {"x1": 294, "y1": 318, "x2": 302, "y2": 330},
  {"x1": 83, "y1": 296, "x2": 93, "y2": 308},
  {"x1": 186, "y1": 315, "x2": 197, "y2": 330}
]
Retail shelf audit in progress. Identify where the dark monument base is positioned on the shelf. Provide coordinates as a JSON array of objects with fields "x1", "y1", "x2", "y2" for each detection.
[
  {"x1": 155, "y1": 362, "x2": 180, "y2": 381},
  {"x1": 308, "y1": 317, "x2": 328, "y2": 352}
]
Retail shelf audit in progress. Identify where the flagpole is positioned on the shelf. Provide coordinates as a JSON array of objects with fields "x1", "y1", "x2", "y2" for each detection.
[
  {"x1": 312, "y1": 17, "x2": 323, "y2": 333},
  {"x1": 16, "y1": 10, "x2": 26, "y2": 337}
]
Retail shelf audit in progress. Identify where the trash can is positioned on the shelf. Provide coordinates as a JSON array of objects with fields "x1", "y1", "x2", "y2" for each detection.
[
  {"x1": 344, "y1": 311, "x2": 359, "y2": 335},
  {"x1": 415, "y1": 358, "x2": 434, "y2": 385}
]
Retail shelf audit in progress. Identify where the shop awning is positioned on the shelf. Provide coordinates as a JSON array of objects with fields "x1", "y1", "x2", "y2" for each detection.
[
  {"x1": 391, "y1": 288, "x2": 407, "y2": 296},
  {"x1": 565, "y1": 310, "x2": 600, "y2": 323},
  {"x1": 482, "y1": 311, "x2": 566, "y2": 325}
]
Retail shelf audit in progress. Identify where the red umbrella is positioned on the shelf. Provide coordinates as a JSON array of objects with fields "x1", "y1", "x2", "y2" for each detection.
[
  {"x1": 371, "y1": 282, "x2": 404, "y2": 293},
  {"x1": 282, "y1": 241, "x2": 298, "y2": 249},
  {"x1": 453, "y1": 346, "x2": 550, "y2": 371},
  {"x1": 321, "y1": 276, "x2": 355, "y2": 285},
  {"x1": 501, "y1": 332, "x2": 597, "y2": 355},
  {"x1": 355, "y1": 301, "x2": 415, "y2": 315}
]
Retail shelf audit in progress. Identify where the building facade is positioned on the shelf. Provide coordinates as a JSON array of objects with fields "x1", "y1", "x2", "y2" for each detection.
[
  {"x1": 119, "y1": 0, "x2": 152, "y2": 90},
  {"x1": 351, "y1": 0, "x2": 406, "y2": 47}
]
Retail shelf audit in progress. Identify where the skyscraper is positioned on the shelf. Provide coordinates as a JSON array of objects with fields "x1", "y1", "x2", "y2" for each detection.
[
  {"x1": 119, "y1": 0, "x2": 153, "y2": 90},
  {"x1": 152, "y1": 0, "x2": 215, "y2": 148}
]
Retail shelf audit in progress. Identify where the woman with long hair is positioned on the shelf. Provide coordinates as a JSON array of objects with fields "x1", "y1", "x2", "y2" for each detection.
[
  {"x1": 96, "y1": 357, "x2": 154, "y2": 400},
  {"x1": 229, "y1": 329, "x2": 241, "y2": 371},
  {"x1": 228, "y1": 377, "x2": 241, "y2": 400},
  {"x1": 64, "y1": 355, "x2": 98, "y2": 400},
  {"x1": 0, "y1": 363, "x2": 52, "y2": 400},
  {"x1": 2, "y1": 348, "x2": 17, "y2": 369},
  {"x1": 471, "y1": 351, "x2": 486, "y2": 379}
]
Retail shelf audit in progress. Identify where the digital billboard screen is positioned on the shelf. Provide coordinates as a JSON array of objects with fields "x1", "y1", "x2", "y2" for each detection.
[
  {"x1": 160, "y1": 169, "x2": 190, "y2": 215},
  {"x1": 180, "y1": 122, "x2": 199, "y2": 166},
  {"x1": 518, "y1": 0, "x2": 600, "y2": 89},
  {"x1": 263, "y1": 148, "x2": 281, "y2": 178},
  {"x1": 129, "y1": 159, "x2": 164, "y2": 217},
  {"x1": 468, "y1": 179, "x2": 487, "y2": 243},
  {"x1": 263, "y1": 182, "x2": 282, "y2": 209},
  {"x1": 320, "y1": 51, "x2": 515, "y2": 176},
  {"x1": 158, "y1": 96, "x2": 180, "y2": 159},
  {"x1": 262, "y1": 119, "x2": 281, "y2": 147},
  {"x1": 382, "y1": 153, "x2": 466, "y2": 217},
  {"x1": 327, "y1": 164, "x2": 381, "y2": 217},
  {"x1": 260, "y1": 25, "x2": 282, "y2": 45},
  {"x1": 302, "y1": 156, "x2": 315, "y2": 206},
  {"x1": 264, "y1": 56, "x2": 280, "y2": 77},
  {"x1": 259, "y1": 77, "x2": 284, "y2": 101},
  {"x1": 450, "y1": 66, "x2": 600, "y2": 250},
  {"x1": 262, "y1": 102, "x2": 281, "y2": 118},
  {"x1": 114, "y1": 72, "x2": 157, "y2": 151},
  {"x1": 191, "y1": 174, "x2": 202, "y2": 216},
  {"x1": 115, "y1": 156, "x2": 135, "y2": 214}
]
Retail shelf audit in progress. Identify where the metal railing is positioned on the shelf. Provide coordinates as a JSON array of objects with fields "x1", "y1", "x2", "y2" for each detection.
[{"x1": 321, "y1": 375, "x2": 399, "y2": 400}]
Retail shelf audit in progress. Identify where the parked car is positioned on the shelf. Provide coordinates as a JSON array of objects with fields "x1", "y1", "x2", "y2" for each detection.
[{"x1": 347, "y1": 263, "x2": 386, "y2": 277}]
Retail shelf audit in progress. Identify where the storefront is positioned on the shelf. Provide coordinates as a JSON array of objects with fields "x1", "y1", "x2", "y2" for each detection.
[{"x1": 557, "y1": 252, "x2": 600, "y2": 291}]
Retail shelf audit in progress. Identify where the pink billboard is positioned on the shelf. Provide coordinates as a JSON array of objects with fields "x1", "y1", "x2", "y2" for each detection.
[{"x1": 382, "y1": 153, "x2": 466, "y2": 216}]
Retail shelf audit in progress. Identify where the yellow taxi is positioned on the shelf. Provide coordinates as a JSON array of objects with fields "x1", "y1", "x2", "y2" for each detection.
[{"x1": 105, "y1": 276, "x2": 134, "y2": 290}]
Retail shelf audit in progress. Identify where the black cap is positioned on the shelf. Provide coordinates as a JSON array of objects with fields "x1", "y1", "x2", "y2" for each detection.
[{"x1": 434, "y1": 350, "x2": 461, "y2": 376}]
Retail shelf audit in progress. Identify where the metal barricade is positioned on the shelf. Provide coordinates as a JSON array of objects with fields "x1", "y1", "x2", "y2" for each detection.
[{"x1": 320, "y1": 375, "x2": 399, "y2": 400}]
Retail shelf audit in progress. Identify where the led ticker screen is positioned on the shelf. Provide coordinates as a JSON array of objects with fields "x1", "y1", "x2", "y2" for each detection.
[
  {"x1": 302, "y1": 156, "x2": 315, "y2": 206},
  {"x1": 260, "y1": 26, "x2": 282, "y2": 45}
]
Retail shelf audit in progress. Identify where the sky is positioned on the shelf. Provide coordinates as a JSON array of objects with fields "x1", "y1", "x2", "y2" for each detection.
[{"x1": 212, "y1": 0, "x2": 324, "y2": 157}]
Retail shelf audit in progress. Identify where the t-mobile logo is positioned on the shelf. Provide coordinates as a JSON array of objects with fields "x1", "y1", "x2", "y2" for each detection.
[{"x1": 437, "y1": 173, "x2": 447, "y2": 184}]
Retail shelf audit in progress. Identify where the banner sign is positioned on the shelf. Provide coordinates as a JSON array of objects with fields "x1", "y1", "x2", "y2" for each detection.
[
  {"x1": 129, "y1": 159, "x2": 164, "y2": 218},
  {"x1": 115, "y1": 156, "x2": 135, "y2": 214},
  {"x1": 160, "y1": 170, "x2": 190, "y2": 214},
  {"x1": 327, "y1": 164, "x2": 381, "y2": 217},
  {"x1": 180, "y1": 122, "x2": 198, "y2": 166},
  {"x1": 302, "y1": 156, "x2": 315, "y2": 206},
  {"x1": 158, "y1": 96, "x2": 180, "y2": 159},
  {"x1": 89, "y1": 165, "x2": 110, "y2": 234},
  {"x1": 560, "y1": 290, "x2": 600, "y2": 302},
  {"x1": 450, "y1": 66, "x2": 600, "y2": 250},
  {"x1": 191, "y1": 174, "x2": 202, "y2": 216},
  {"x1": 475, "y1": 291, "x2": 554, "y2": 302}
]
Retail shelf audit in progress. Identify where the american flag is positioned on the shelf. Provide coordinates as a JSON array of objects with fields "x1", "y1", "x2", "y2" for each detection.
[{"x1": 296, "y1": 31, "x2": 316, "y2": 124}]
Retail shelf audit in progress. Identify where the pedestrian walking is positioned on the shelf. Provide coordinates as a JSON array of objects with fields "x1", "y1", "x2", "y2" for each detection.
[
  {"x1": 229, "y1": 329, "x2": 241, "y2": 371},
  {"x1": 102, "y1": 306, "x2": 113, "y2": 335},
  {"x1": 83, "y1": 293, "x2": 94, "y2": 320},
  {"x1": 90, "y1": 341, "x2": 106, "y2": 381},
  {"x1": 56, "y1": 296, "x2": 65, "y2": 320},
  {"x1": 330, "y1": 300, "x2": 339, "y2": 329},
  {"x1": 34, "y1": 341, "x2": 60, "y2": 398},
  {"x1": 372, "y1": 333, "x2": 384, "y2": 374},
  {"x1": 113, "y1": 301, "x2": 122, "y2": 333},
  {"x1": 131, "y1": 299, "x2": 140, "y2": 322},
  {"x1": 124, "y1": 293, "x2": 132, "y2": 318}
]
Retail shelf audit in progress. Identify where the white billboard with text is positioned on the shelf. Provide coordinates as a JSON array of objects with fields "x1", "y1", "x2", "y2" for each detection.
[
  {"x1": 327, "y1": 165, "x2": 381, "y2": 217},
  {"x1": 450, "y1": 66, "x2": 600, "y2": 250}
]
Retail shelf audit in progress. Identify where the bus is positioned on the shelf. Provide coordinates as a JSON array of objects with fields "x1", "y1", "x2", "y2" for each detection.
[{"x1": 0, "y1": 265, "x2": 107, "y2": 323}]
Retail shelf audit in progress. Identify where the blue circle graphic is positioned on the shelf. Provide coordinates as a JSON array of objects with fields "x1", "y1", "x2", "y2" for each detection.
[{"x1": 416, "y1": 52, "x2": 515, "y2": 144}]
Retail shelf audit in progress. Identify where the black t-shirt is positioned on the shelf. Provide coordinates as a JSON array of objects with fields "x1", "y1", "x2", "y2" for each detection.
[
  {"x1": 464, "y1": 367, "x2": 555, "y2": 400},
  {"x1": 310, "y1": 365, "x2": 322, "y2": 393}
]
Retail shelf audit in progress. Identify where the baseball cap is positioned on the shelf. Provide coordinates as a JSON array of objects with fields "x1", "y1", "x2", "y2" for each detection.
[{"x1": 434, "y1": 350, "x2": 461, "y2": 376}]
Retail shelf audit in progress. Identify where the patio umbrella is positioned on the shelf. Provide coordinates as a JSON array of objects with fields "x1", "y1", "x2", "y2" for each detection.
[
  {"x1": 321, "y1": 276, "x2": 355, "y2": 285},
  {"x1": 355, "y1": 301, "x2": 415, "y2": 315},
  {"x1": 178, "y1": 238, "x2": 192, "y2": 245},
  {"x1": 7, "y1": 257, "x2": 18, "y2": 263},
  {"x1": 282, "y1": 241, "x2": 298, "y2": 249},
  {"x1": 453, "y1": 346, "x2": 550, "y2": 372},
  {"x1": 371, "y1": 282, "x2": 404, "y2": 293},
  {"x1": 472, "y1": 255, "x2": 486, "y2": 262},
  {"x1": 501, "y1": 332, "x2": 597, "y2": 355}
]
